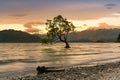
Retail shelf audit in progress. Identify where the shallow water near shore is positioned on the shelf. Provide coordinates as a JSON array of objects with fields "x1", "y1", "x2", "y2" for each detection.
[{"x1": 0, "y1": 43, "x2": 120, "y2": 79}]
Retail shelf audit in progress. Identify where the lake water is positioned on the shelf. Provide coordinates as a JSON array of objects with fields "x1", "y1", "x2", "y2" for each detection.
[{"x1": 0, "y1": 43, "x2": 120, "y2": 79}]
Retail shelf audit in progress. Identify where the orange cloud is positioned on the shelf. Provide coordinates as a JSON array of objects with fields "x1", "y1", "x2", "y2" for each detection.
[
  {"x1": 25, "y1": 28, "x2": 40, "y2": 33},
  {"x1": 88, "y1": 22, "x2": 119, "y2": 30},
  {"x1": 24, "y1": 21, "x2": 45, "y2": 33},
  {"x1": 24, "y1": 22, "x2": 44, "y2": 28},
  {"x1": 9, "y1": 14, "x2": 27, "y2": 17},
  {"x1": 98, "y1": 23, "x2": 112, "y2": 29}
]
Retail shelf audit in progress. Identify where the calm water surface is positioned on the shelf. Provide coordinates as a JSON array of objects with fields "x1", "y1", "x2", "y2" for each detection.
[{"x1": 0, "y1": 43, "x2": 120, "y2": 78}]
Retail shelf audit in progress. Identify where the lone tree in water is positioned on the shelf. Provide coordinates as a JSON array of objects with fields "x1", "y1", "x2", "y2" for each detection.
[{"x1": 45, "y1": 15, "x2": 75, "y2": 48}]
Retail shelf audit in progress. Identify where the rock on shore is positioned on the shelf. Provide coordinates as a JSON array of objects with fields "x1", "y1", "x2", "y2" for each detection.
[{"x1": 13, "y1": 62, "x2": 120, "y2": 80}]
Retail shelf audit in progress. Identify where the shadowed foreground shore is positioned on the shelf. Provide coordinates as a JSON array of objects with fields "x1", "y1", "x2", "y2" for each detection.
[{"x1": 13, "y1": 61, "x2": 120, "y2": 80}]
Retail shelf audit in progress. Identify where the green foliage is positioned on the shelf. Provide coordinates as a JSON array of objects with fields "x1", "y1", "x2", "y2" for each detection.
[
  {"x1": 41, "y1": 38, "x2": 53, "y2": 44},
  {"x1": 46, "y1": 15, "x2": 75, "y2": 42},
  {"x1": 45, "y1": 15, "x2": 75, "y2": 48}
]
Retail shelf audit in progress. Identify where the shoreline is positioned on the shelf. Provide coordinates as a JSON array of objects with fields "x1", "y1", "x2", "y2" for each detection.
[{"x1": 12, "y1": 61, "x2": 120, "y2": 80}]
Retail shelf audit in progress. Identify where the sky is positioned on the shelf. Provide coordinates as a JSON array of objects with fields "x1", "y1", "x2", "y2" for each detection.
[{"x1": 0, "y1": 0, "x2": 120, "y2": 34}]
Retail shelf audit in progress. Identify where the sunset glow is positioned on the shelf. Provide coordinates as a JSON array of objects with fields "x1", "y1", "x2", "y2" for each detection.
[
  {"x1": 0, "y1": 0, "x2": 120, "y2": 34},
  {"x1": 1, "y1": 1, "x2": 120, "y2": 78}
]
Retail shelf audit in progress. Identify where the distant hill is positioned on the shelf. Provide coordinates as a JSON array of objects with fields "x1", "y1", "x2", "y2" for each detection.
[
  {"x1": 33, "y1": 28, "x2": 120, "y2": 42},
  {"x1": 68, "y1": 28, "x2": 120, "y2": 42},
  {"x1": 0, "y1": 30, "x2": 40, "y2": 42}
]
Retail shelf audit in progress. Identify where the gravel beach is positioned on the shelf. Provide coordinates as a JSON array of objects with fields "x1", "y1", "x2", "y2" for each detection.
[{"x1": 12, "y1": 61, "x2": 120, "y2": 80}]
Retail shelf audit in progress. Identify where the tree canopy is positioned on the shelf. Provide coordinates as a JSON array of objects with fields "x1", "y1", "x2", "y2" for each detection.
[{"x1": 45, "y1": 15, "x2": 75, "y2": 48}]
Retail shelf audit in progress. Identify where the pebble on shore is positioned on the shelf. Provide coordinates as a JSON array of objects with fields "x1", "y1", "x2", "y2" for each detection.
[{"x1": 13, "y1": 62, "x2": 120, "y2": 80}]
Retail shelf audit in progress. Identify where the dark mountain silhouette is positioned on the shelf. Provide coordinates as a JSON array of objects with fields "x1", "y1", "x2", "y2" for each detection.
[
  {"x1": 68, "y1": 28, "x2": 120, "y2": 42},
  {"x1": 35, "y1": 28, "x2": 120, "y2": 42},
  {"x1": 0, "y1": 30, "x2": 40, "y2": 42}
]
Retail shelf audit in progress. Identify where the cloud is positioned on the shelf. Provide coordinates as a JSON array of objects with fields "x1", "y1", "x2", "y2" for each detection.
[
  {"x1": 104, "y1": 3, "x2": 117, "y2": 9},
  {"x1": 24, "y1": 21, "x2": 44, "y2": 33},
  {"x1": 24, "y1": 23, "x2": 32, "y2": 28},
  {"x1": 25, "y1": 28, "x2": 40, "y2": 33},
  {"x1": 83, "y1": 24, "x2": 87, "y2": 26},
  {"x1": 98, "y1": 23, "x2": 112, "y2": 29},
  {"x1": 88, "y1": 22, "x2": 119, "y2": 30},
  {"x1": 9, "y1": 14, "x2": 28, "y2": 17},
  {"x1": 112, "y1": 12, "x2": 120, "y2": 16},
  {"x1": 24, "y1": 22, "x2": 44, "y2": 28}
]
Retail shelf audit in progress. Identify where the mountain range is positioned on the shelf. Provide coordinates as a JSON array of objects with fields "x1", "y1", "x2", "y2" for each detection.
[
  {"x1": 0, "y1": 30, "x2": 40, "y2": 42},
  {"x1": 36, "y1": 28, "x2": 120, "y2": 42},
  {"x1": 68, "y1": 28, "x2": 120, "y2": 42},
  {"x1": 0, "y1": 28, "x2": 120, "y2": 43}
]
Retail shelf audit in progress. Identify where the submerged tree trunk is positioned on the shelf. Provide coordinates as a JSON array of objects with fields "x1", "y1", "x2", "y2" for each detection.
[{"x1": 65, "y1": 41, "x2": 70, "y2": 48}]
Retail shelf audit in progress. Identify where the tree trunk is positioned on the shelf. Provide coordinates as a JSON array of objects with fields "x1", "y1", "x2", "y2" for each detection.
[{"x1": 65, "y1": 41, "x2": 70, "y2": 48}]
